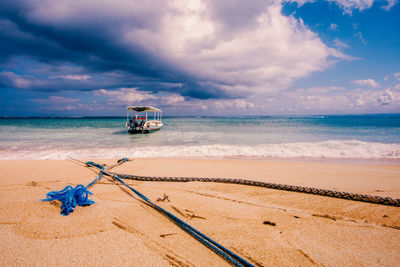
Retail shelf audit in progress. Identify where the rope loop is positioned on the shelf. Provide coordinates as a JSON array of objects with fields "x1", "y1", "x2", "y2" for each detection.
[
  {"x1": 118, "y1": 158, "x2": 130, "y2": 164},
  {"x1": 43, "y1": 185, "x2": 94, "y2": 216},
  {"x1": 43, "y1": 158, "x2": 131, "y2": 215},
  {"x1": 85, "y1": 161, "x2": 104, "y2": 170}
]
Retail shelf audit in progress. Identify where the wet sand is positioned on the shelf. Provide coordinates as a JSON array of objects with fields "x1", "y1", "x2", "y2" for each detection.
[{"x1": 0, "y1": 158, "x2": 399, "y2": 266}]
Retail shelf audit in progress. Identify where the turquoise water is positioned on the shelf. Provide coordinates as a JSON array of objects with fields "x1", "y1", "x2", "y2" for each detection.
[{"x1": 0, "y1": 115, "x2": 399, "y2": 160}]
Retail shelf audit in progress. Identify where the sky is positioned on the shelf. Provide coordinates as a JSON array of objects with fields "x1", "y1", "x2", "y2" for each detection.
[{"x1": 0, "y1": 0, "x2": 399, "y2": 116}]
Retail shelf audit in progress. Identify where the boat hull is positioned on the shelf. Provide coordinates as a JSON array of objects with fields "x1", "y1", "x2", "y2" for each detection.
[
  {"x1": 126, "y1": 117, "x2": 163, "y2": 134},
  {"x1": 128, "y1": 127, "x2": 161, "y2": 134}
]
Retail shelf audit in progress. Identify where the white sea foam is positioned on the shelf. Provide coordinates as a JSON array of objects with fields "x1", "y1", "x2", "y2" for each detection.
[{"x1": 1, "y1": 140, "x2": 399, "y2": 160}]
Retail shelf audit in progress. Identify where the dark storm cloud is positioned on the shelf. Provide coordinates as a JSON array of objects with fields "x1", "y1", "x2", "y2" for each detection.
[
  {"x1": 0, "y1": 0, "x2": 228, "y2": 99},
  {"x1": 0, "y1": 0, "x2": 352, "y2": 105}
]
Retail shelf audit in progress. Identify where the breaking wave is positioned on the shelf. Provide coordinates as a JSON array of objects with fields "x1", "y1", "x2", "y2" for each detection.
[{"x1": 1, "y1": 140, "x2": 399, "y2": 160}]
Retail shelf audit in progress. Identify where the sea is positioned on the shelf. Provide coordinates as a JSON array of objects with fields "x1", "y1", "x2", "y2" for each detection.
[{"x1": 0, "y1": 115, "x2": 400, "y2": 161}]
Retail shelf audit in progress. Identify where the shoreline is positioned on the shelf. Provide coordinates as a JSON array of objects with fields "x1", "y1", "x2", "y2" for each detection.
[
  {"x1": 168, "y1": 156, "x2": 400, "y2": 165},
  {"x1": 1, "y1": 155, "x2": 400, "y2": 165},
  {"x1": 0, "y1": 158, "x2": 399, "y2": 266}
]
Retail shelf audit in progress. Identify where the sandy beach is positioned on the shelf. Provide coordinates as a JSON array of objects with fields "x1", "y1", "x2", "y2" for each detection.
[
  {"x1": 0, "y1": 158, "x2": 399, "y2": 266},
  {"x1": 2, "y1": 0, "x2": 400, "y2": 265}
]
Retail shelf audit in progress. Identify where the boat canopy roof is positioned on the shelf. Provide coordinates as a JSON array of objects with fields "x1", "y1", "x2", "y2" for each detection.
[{"x1": 127, "y1": 106, "x2": 162, "y2": 112}]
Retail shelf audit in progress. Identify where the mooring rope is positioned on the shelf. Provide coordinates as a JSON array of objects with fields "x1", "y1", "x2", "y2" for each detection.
[
  {"x1": 110, "y1": 172, "x2": 400, "y2": 207},
  {"x1": 86, "y1": 161, "x2": 254, "y2": 267},
  {"x1": 43, "y1": 157, "x2": 399, "y2": 266},
  {"x1": 42, "y1": 158, "x2": 130, "y2": 215}
]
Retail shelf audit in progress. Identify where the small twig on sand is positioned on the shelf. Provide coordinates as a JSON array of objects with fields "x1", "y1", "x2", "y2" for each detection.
[
  {"x1": 156, "y1": 194, "x2": 170, "y2": 202},
  {"x1": 263, "y1": 220, "x2": 276, "y2": 226},
  {"x1": 312, "y1": 213, "x2": 337, "y2": 221},
  {"x1": 184, "y1": 209, "x2": 206, "y2": 220},
  {"x1": 187, "y1": 214, "x2": 206, "y2": 220},
  {"x1": 160, "y1": 233, "x2": 177, "y2": 238},
  {"x1": 171, "y1": 205, "x2": 186, "y2": 217}
]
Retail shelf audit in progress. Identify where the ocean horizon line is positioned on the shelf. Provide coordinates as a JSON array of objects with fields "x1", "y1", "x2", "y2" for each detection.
[{"x1": 1, "y1": 113, "x2": 400, "y2": 120}]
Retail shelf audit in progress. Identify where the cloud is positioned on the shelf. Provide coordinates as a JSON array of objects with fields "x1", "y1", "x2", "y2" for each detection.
[
  {"x1": 329, "y1": 0, "x2": 374, "y2": 14},
  {"x1": 267, "y1": 85, "x2": 400, "y2": 113},
  {"x1": 329, "y1": 23, "x2": 339, "y2": 31},
  {"x1": 214, "y1": 99, "x2": 255, "y2": 110},
  {"x1": 353, "y1": 32, "x2": 367, "y2": 44},
  {"x1": 93, "y1": 87, "x2": 187, "y2": 110},
  {"x1": 162, "y1": 2, "x2": 357, "y2": 94},
  {"x1": 334, "y1": 38, "x2": 349, "y2": 49},
  {"x1": 377, "y1": 90, "x2": 394, "y2": 105},
  {"x1": 0, "y1": 71, "x2": 46, "y2": 89},
  {"x1": 0, "y1": 0, "x2": 352, "y2": 100},
  {"x1": 31, "y1": 95, "x2": 79, "y2": 104},
  {"x1": 287, "y1": 0, "x2": 398, "y2": 14},
  {"x1": 94, "y1": 88, "x2": 157, "y2": 104},
  {"x1": 0, "y1": 70, "x2": 116, "y2": 91},
  {"x1": 350, "y1": 89, "x2": 399, "y2": 107},
  {"x1": 351, "y1": 79, "x2": 379, "y2": 87},
  {"x1": 6, "y1": 0, "x2": 398, "y2": 116},
  {"x1": 49, "y1": 74, "x2": 91, "y2": 80},
  {"x1": 381, "y1": 0, "x2": 398, "y2": 10},
  {"x1": 295, "y1": 86, "x2": 346, "y2": 94},
  {"x1": 163, "y1": 94, "x2": 186, "y2": 105}
]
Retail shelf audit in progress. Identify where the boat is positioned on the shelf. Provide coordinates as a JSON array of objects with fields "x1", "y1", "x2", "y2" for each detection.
[{"x1": 126, "y1": 106, "x2": 163, "y2": 134}]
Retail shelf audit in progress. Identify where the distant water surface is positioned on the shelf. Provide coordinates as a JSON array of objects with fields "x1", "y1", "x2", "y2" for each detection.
[{"x1": 0, "y1": 115, "x2": 399, "y2": 160}]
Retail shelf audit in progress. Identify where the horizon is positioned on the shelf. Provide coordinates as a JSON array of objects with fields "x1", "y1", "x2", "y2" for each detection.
[
  {"x1": 1, "y1": 0, "x2": 399, "y2": 116},
  {"x1": 2, "y1": 113, "x2": 400, "y2": 119}
]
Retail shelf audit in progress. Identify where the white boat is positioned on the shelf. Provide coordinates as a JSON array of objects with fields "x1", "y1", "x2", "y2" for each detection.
[{"x1": 126, "y1": 106, "x2": 163, "y2": 134}]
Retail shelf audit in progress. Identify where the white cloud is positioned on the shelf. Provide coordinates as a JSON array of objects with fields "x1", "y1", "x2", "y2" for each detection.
[
  {"x1": 49, "y1": 74, "x2": 91, "y2": 80},
  {"x1": 377, "y1": 90, "x2": 394, "y2": 105},
  {"x1": 330, "y1": 0, "x2": 374, "y2": 14},
  {"x1": 214, "y1": 99, "x2": 255, "y2": 110},
  {"x1": 351, "y1": 79, "x2": 379, "y2": 87},
  {"x1": 382, "y1": 0, "x2": 398, "y2": 11},
  {"x1": 223, "y1": 84, "x2": 400, "y2": 114},
  {"x1": 334, "y1": 38, "x2": 350, "y2": 49},
  {"x1": 287, "y1": 0, "x2": 398, "y2": 14},
  {"x1": 0, "y1": 71, "x2": 45, "y2": 89},
  {"x1": 349, "y1": 89, "x2": 399, "y2": 107},
  {"x1": 393, "y1": 84, "x2": 400, "y2": 90},
  {"x1": 329, "y1": 23, "x2": 339, "y2": 31},
  {"x1": 93, "y1": 88, "x2": 187, "y2": 109},
  {"x1": 31, "y1": 96, "x2": 80, "y2": 104},
  {"x1": 151, "y1": 1, "x2": 351, "y2": 94},
  {"x1": 354, "y1": 32, "x2": 367, "y2": 44},
  {"x1": 94, "y1": 88, "x2": 157, "y2": 104},
  {"x1": 27, "y1": 0, "x2": 353, "y2": 96},
  {"x1": 163, "y1": 94, "x2": 185, "y2": 105},
  {"x1": 295, "y1": 86, "x2": 346, "y2": 94},
  {"x1": 160, "y1": 97, "x2": 256, "y2": 113}
]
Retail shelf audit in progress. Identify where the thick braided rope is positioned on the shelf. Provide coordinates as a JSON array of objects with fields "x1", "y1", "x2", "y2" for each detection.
[
  {"x1": 110, "y1": 172, "x2": 400, "y2": 207},
  {"x1": 88, "y1": 164, "x2": 254, "y2": 267}
]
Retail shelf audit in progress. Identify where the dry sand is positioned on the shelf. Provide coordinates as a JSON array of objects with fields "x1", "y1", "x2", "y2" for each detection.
[{"x1": 0, "y1": 158, "x2": 399, "y2": 266}]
